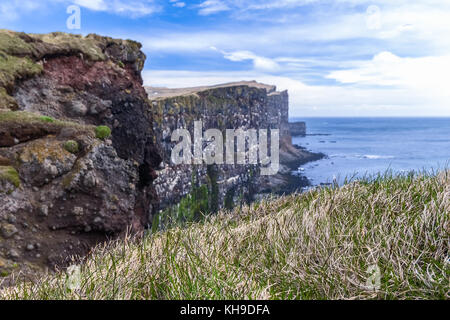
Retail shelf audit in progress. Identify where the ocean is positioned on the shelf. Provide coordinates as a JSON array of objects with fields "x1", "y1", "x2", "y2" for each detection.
[{"x1": 291, "y1": 117, "x2": 450, "y2": 186}]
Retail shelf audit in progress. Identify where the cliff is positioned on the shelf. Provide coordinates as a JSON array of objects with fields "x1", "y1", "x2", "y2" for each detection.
[
  {"x1": 147, "y1": 82, "x2": 321, "y2": 226},
  {"x1": 0, "y1": 30, "x2": 160, "y2": 283},
  {"x1": 0, "y1": 30, "x2": 320, "y2": 284}
]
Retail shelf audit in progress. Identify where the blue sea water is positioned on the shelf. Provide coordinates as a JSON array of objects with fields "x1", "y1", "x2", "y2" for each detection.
[{"x1": 290, "y1": 117, "x2": 450, "y2": 186}]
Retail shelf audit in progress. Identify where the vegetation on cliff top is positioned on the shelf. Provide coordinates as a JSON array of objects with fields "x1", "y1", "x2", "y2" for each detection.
[
  {"x1": 1, "y1": 170, "x2": 448, "y2": 300},
  {"x1": 0, "y1": 111, "x2": 95, "y2": 132}
]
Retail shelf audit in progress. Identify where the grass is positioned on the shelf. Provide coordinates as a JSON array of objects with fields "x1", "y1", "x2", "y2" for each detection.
[
  {"x1": 0, "y1": 110, "x2": 96, "y2": 136},
  {"x1": 0, "y1": 170, "x2": 448, "y2": 300}
]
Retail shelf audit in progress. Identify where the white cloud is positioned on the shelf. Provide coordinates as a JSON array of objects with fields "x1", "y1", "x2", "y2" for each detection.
[
  {"x1": 73, "y1": 0, "x2": 106, "y2": 11},
  {"x1": 0, "y1": 0, "x2": 161, "y2": 20},
  {"x1": 172, "y1": 2, "x2": 186, "y2": 8},
  {"x1": 209, "y1": 0, "x2": 450, "y2": 12},
  {"x1": 328, "y1": 52, "x2": 450, "y2": 96},
  {"x1": 2, "y1": 0, "x2": 450, "y2": 116},
  {"x1": 197, "y1": 0, "x2": 230, "y2": 16},
  {"x1": 0, "y1": 0, "x2": 39, "y2": 22},
  {"x1": 213, "y1": 48, "x2": 280, "y2": 72},
  {"x1": 76, "y1": 0, "x2": 161, "y2": 17},
  {"x1": 138, "y1": 1, "x2": 450, "y2": 58}
]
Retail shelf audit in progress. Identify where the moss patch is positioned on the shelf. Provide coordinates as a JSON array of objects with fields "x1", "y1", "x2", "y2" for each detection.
[
  {"x1": 30, "y1": 32, "x2": 106, "y2": 62},
  {"x1": 19, "y1": 138, "x2": 75, "y2": 165},
  {"x1": 0, "y1": 50, "x2": 43, "y2": 90},
  {"x1": 0, "y1": 110, "x2": 94, "y2": 133},
  {"x1": 0, "y1": 166, "x2": 20, "y2": 191},
  {"x1": 63, "y1": 140, "x2": 79, "y2": 154},
  {"x1": 0, "y1": 110, "x2": 56, "y2": 124},
  {"x1": 39, "y1": 115, "x2": 55, "y2": 123}
]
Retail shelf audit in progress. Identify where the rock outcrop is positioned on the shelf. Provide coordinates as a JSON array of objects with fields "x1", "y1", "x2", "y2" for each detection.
[
  {"x1": 289, "y1": 121, "x2": 306, "y2": 136},
  {"x1": 0, "y1": 30, "x2": 160, "y2": 283}
]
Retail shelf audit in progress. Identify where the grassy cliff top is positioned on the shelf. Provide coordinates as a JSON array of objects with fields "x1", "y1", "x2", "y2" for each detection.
[
  {"x1": 1, "y1": 170, "x2": 448, "y2": 300},
  {"x1": 0, "y1": 29, "x2": 143, "y2": 62},
  {"x1": 146, "y1": 80, "x2": 278, "y2": 99}
]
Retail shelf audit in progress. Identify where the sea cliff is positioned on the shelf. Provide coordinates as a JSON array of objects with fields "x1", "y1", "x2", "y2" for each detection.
[{"x1": 0, "y1": 30, "x2": 319, "y2": 283}]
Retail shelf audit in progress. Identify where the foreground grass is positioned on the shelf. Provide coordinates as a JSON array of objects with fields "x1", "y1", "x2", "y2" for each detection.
[{"x1": 1, "y1": 171, "x2": 449, "y2": 300}]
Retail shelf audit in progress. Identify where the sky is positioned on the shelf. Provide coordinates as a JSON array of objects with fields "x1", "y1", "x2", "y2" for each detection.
[{"x1": 1, "y1": 0, "x2": 450, "y2": 117}]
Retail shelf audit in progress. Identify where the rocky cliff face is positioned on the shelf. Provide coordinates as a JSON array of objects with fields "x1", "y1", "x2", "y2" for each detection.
[
  {"x1": 0, "y1": 30, "x2": 160, "y2": 283},
  {"x1": 147, "y1": 82, "x2": 319, "y2": 222}
]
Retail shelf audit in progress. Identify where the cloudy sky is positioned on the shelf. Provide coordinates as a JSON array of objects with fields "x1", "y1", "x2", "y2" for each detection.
[{"x1": 1, "y1": 0, "x2": 450, "y2": 116}]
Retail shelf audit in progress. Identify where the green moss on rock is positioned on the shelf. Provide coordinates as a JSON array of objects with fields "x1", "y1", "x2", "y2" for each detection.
[
  {"x1": 0, "y1": 30, "x2": 35, "y2": 57},
  {"x1": 0, "y1": 87, "x2": 18, "y2": 110},
  {"x1": 0, "y1": 110, "x2": 93, "y2": 130},
  {"x1": 95, "y1": 125, "x2": 111, "y2": 140},
  {"x1": 31, "y1": 32, "x2": 106, "y2": 62},
  {"x1": 0, "y1": 50, "x2": 43, "y2": 90},
  {"x1": 39, "y1": 115, "x2": 55, "y2": 123}
]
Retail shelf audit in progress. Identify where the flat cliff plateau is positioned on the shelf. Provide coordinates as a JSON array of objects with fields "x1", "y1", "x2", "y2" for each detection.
[{"x1": 0, "y1": 30, "x2": 161, "y2": 284}]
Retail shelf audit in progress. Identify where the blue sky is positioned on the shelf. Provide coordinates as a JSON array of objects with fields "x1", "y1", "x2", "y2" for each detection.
[{"x1": 1, "y1": 0, "x2": 450, "y2": 117}]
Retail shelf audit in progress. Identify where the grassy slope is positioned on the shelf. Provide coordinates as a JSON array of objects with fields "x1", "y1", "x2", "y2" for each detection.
[{"x1": 1, "y1": 171, "x2": 448, "y2": 300}]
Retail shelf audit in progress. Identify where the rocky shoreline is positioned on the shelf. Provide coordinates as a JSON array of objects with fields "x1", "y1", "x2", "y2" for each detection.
[{"x1": 258, "y1": 143, "x2": 325, "y2": 197}]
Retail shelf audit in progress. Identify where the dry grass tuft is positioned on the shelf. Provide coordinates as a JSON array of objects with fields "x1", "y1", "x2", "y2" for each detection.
[{"x1": 1, "y1": 171, "x2": 449, "y2": 300}]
